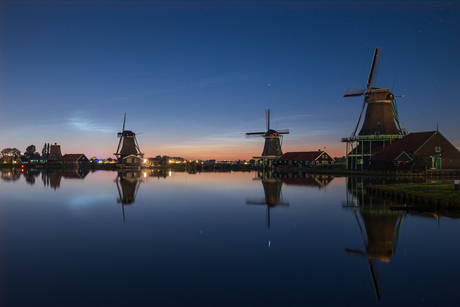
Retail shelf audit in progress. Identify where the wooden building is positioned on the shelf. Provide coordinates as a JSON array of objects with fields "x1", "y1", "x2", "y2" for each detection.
[
  {"x1": 276, "y1": 151, "x2": 335, "y2": 168},
  {"x1": 370, "y1": 131, "x2": 460, "y2": 170},
  {"x1": 59, "y1": 154, "x2": 89, "y2": 165},
  {"x1": 118, "y1": 154, "x2": 142, "y2": 169}
]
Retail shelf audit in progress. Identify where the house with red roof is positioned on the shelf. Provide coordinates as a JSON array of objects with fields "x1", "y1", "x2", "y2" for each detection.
[
  {"x1": 370, "y1": 131, "x2": 460, "y2": 170},
  {"x1": 59, "y1": 154, "x2": 89, "y2": 165},
  {"x1": 276, "y1": 150, "x2": 335, "y2": 168}
]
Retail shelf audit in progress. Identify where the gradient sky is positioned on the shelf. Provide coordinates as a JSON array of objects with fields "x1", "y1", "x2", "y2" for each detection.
[{"x1": 1, "y1": 1, "x2": 459, "y2": 160}]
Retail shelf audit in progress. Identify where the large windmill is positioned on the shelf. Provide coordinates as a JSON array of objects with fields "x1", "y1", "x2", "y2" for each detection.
[
  {"x1": 114, "y1": 113, "x2": 144, "y2": 162},
  {"x1": 342, "y1": 49, "x2": 405, "y2": 170},
  {"x1": 246, "y1": 109, "x2": 289, "y2": 167}
]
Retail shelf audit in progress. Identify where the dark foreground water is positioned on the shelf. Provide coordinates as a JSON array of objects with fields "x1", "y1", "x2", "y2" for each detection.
[{"x1": 1, "y1": 168, "x2": 459, "y2": 306}]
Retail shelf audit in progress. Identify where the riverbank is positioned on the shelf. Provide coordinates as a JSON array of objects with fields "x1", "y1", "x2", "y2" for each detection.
[{"x1": 366, "y1": 182, "x2": 460, "y2": 209}]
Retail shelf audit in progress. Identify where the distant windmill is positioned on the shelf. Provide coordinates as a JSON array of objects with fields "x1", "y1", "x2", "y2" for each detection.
[
  {"x1": 246, "y1": 109, "x2": 289, "y2": 157},
  {"x1": 114, "y1": 113, "x2": 144, "y2": 161},
  {"x1": 344, "y1": 48, "x2": 405, "y2": 137}
]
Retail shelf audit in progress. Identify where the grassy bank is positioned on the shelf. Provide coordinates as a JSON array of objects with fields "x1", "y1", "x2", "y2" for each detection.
[
  {"x1": 367, "y1": 182, "x2": 460, "y2": 209},
  {"x1": 385, "y1": 183, "x2": 460, "y2": 199}
]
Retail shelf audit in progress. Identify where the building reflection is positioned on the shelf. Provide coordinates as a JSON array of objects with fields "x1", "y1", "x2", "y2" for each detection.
[
  {"x1": 277, "y1": 172, "x2": 334, "y2": 189},
  {"x1": 42, "y1": 169, "x2": 89, "y2": 190},
  {"x1": 143, "y1": 168, "x2": 168, "y2": 179},
  {"x1": 246, "y1": 171, "x2": 335, "y2": 228},
  {"x1": 115, "y1": 170, "x2": 142, "y2": 223},
  {"x1": 344, "y1": 177, "x2": 404, "y2": 301},
  {"x1": 246, "y1": 170, "x2": 289, "y2": 228}
]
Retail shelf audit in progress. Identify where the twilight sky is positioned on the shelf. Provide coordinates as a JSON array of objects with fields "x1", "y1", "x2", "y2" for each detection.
[{"x1": 1, "y1": 1, "x2": 459, "y2": 160}]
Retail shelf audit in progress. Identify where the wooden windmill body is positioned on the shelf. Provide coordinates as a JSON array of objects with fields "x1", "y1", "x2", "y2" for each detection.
[
  {"x1": 342, "y1": 49, "x2": 405, "y2": 170},
  {"x1": 246, "y1": 109, "x2": 289, "y2": 167}
]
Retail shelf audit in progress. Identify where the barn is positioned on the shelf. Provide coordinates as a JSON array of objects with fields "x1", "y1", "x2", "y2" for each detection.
[
  {"x1": 370, "y1": 131, "x2": 460, "y2": 170},
  {"x1": 59, "y1": 154, "x2": 89, "y2": 165}
]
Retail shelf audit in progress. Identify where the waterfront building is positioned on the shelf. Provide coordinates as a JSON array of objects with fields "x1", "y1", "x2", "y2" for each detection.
[
  {"x1": 370, "y1": 130, "x2": 460, "y2": 170},
  {"x1": 276, "y1": 151, "x2": 335, "y2": 168}
]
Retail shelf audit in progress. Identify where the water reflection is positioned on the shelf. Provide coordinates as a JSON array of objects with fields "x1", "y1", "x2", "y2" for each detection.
[
  {"x1": 246, "y1": 170, "x2": 289, "y2": 228},
  {"x1": 0, "y1": 168, "x2": 22, "y2": 182},
  {"x1": 344, "y1": 177, "x2": 404, "y2": 301},
  {"x1": 41, "y1": 169, "x2": 89, "y2": 190},
  {"x1": 277, "y1": 172, "x2": 334, "y2": 188},
  {"x1": 115, "y1": 170, "x2": 142, "y2": 223}
]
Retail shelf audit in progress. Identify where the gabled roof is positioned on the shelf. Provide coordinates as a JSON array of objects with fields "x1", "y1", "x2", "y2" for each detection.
[
  {"x1": 278, "y1": 151, "x2": 333, "y2": 161},
  {"x1": 372, "y1": 131, "x2": 437, "y2": 161},
  {"x1": 372, "y1": 150, "x2": 413, "y2": 162},
  {"x1": 59, "y1": 154, "x2": 87, "y2": 162}
]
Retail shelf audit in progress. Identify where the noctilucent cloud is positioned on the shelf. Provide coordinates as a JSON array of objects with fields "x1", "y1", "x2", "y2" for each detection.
[{"x1": 1, "y1": 1, "x2": 459, "y2": 160}]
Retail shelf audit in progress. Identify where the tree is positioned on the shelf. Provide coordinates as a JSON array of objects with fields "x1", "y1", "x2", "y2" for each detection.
[
  {"x1": 41, "y1": 143, "x2": 50, "y2": 158},
  {"x1": 1, "y1": 148, "x2": 21, "y2": 163},
  {"x1": 1, "y1": 148, "x2": 21, "y2": 159},
  {"x1": 25, "y1": 145, "x2": 36, "y2": 158}
]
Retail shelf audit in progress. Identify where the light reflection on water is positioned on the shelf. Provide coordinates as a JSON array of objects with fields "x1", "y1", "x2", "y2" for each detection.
[{"x1": 0, "y1": 168, "x2": 459, "y2": 306}]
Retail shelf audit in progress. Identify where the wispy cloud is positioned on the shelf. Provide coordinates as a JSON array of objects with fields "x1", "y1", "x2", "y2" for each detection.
[{"x1": 67, "y1": 117, "x2": 113, "y2": 133}]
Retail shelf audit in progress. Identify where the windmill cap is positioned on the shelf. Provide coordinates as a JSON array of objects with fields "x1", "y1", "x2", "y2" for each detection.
[
  {"x1": 265, "y1": 129, "x2": 279, "y2": 136},
  {"x1": 121, "y1": 130, "x2": 135, "y2": 136}
]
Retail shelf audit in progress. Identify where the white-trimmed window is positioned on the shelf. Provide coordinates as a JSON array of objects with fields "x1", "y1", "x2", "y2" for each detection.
[{"x1": 435, "y1": 146, "x2": 441, "y2": 153}]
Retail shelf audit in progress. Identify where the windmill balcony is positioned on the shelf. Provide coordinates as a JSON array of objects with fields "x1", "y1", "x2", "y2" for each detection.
[{"x1": 341, "y1": 134, "x2": 403, "y2": 142}]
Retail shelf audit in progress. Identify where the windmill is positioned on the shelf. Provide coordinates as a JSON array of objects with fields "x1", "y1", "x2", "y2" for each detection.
[
  {"x1": 344, "y1": 48, "x2": 405, "y2": 137},
  {"x1": 246, "y1": 109, "x2": 289, "y2": 157},
  {"x1": 342, "y1": 49, "x2": 405, "y2": 170},
  {"x1": 114, "y1": 113, "x2": 144, "y2": 161}
]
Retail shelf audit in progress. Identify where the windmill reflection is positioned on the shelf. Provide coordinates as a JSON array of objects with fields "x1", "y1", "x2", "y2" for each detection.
[
  {"x1": 344, "y1": 177, "x2": 404, "y2": 301},
  {"x1": 115, "y1": 171, "x2": 142, "y2": 223},
  {"x1": 246, "y1": 170, "x2": 289, "y2": 229}
]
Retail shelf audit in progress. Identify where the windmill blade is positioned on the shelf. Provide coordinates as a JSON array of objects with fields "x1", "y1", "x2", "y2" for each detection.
[
  {"x1": 278, "y1": 129, "x2": 290, "y2": 134},
  {"x1": 366, "y1": 48, "x2": 380, "y2": 91},
  {"x1": 344, "y1": 89, "x2": 366, "y2": 97},
  {"x1": 115, "y1": 136, "x2": 123, "y2": 155},
  {"x1": 246, "y1": 132, "x2": 265, "y2": 138},
  {"x1": 352, "y1": 99, "x2": 367, "y2": 136},
  {"x1": 122, "y1": 113, "x2": 126, "y2": 131},
  {"x1": 246, "y1": 199, "x2": 268, "y2": 205},
  {"x1": 266, "y1": 109, "x2": 270, "y2": 130},
  {"x1": 345, "y1": 248, "x2": 367, "y2": 258},
  {"x1": 369, "y1": 259, "x2": 383, "y2": 301}
]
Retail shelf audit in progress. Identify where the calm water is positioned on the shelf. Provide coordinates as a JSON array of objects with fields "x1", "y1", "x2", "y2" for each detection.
[{"x1": 1, "y1": 168, "x2": 459, "y2": 306}]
